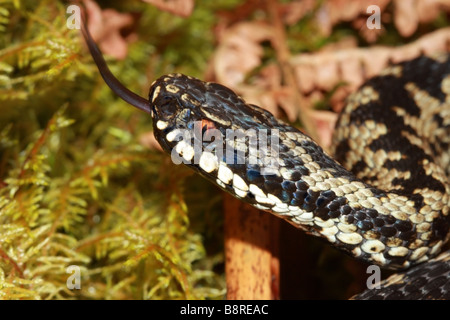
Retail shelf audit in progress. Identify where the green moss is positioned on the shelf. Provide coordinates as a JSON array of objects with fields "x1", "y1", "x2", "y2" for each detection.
[{"x1": 0, "y1": 0, "x2": 227, "y2": 300}]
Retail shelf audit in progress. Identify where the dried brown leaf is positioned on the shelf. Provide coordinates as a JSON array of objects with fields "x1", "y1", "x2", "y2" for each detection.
[
  {"x1": 142, "y1": 0, "x2": 194, "y2": 17},
  {"x1": 394, "y1": 0, "x2": 419, "y2": 37},
  {"x1": 315, "y1": 0, "x2": 450, "y2": 41},
  {"x1": 208, "y1": 2, "x2": 450, "y2": 146},
  {"x1": 292, "y1": 27, "x2": 450, "y2": 96},
  {"x1": 276, "y1": 88, "x2": 299, "y2": 122},
  {"x1": 329, "y1": 86, "x2": 352, "y2": 113},
  {"x1": 314, "y1": 53, "x2": 340, "y2": 91},
  {"x1": 280, "y1": 0, "x2": 316, "y2": 25},
  {"x1": 84, "y1": 0, "x2": 135, "y2": 60},
  {"x1": 360, "y1": 47, "x2": 392, "y2": 78},
  {"x1": 213, "y1": 22, "x2": 274, "y2": 88},
  {"x1": 417, "y1": 0, "x2": 450, "y2": 22},
  {"x1": 295, "y1": 62, "x2": 316, "y2": 93},
  {"x1": 244, "y1": 87, "x2": 279, "y2": 116},
  {"x1": 316, "y1": 0, "x2": 391, "y2": 37},
  {"x1": 308, "y1": 110, "x2": 338, "y2": 148}
]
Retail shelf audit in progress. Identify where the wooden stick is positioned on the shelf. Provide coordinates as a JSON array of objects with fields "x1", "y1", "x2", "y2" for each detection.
[{"x1": 224, "y1": 194, "x2": 280, "y2": 300}]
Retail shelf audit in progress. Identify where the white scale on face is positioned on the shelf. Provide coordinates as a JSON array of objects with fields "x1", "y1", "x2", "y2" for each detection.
[
  {"x1": 175, "y1": 140, "x2": 195, "y2": 162},
  {"x1": 232, "y1": 174, "x2": 248, "y2": 198},
  {"x1": 166, "y1": 129, "x2": 183, "y2": 142},
  {"x1": 174, "y1": 140, "x2": 339, "y2": 227},
  {"x1": 156, "y1": 120, "x2": 169, "y2": 130},
  {"x1": 199, "y1": 152, "x2": 219, "y2": 173},
  {"x1": 216, "y1": 162, "x2": 252, "y2": 198}
]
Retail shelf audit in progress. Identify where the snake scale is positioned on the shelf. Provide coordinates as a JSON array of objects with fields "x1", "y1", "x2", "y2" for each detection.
[{"x1": 81, "y1": 19, "x2": 450, "y2": 299}]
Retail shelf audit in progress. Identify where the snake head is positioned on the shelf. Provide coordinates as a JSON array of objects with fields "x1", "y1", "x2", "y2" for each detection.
[
  {"x1": 150, "y1": 74, "x2": 209, "y2": 152},
  {"x1": 149, "y1": 72, "x2": 284, "y2": 154},
  {"x1": 149, "y1": 73, "x2": 253, "y2": 165},
  {"x1": 148, "y1": 73, "x2": 287, "y2": 191}
]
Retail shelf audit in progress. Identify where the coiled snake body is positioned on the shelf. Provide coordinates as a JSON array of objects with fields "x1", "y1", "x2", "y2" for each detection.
[{"x1": 82, "y1": 22, "x2": 450, "y2": 299}]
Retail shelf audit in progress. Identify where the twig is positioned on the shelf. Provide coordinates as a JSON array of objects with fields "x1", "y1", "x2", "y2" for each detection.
[
  {"x1": 0, "y1": 247, "x2": 24, "y2": 278},
  {"x1": 265, "y1": 0, "x2": 320, "y2": 142}
]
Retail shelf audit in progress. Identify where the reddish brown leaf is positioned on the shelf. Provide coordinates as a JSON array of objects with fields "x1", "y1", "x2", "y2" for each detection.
[
  {"x1": 84, "y1": 0, "x2": 135, "y2": 60},
  {"x1": 316, "y1": 0, "x2": 391, "y2": 42},
  {"x1": 295, "y1": 62, "x2": 316, "y2": 93},
  {"x1": 142, "y1": 0, "x2": 194, "y2": 17},
  {"x1": 280, "y1": 0, "x2": 316, "y2": 25},
  {"x1": 291, "y1": 27, "x2": 450, "y2": 105},
  {"x1": 308, "y1": 110, "x2": 338, "y2": 148},
  {"x1": 417, "y1": 0, "x2": 449, "y2": 23},
  {"x1": 213, "y1": 22, "x2": 274, "y2": 88},
  {"x1": 207, "y1": 1, "x2": 450, "y2": 146},
  {"x1": 394, "y1": 0, "x2": 418, "y2": 37}
]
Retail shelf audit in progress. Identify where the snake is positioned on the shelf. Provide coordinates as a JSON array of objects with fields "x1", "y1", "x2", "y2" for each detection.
[{"x1": 81, "y1": 20, "x2": 450, "y2": 299}]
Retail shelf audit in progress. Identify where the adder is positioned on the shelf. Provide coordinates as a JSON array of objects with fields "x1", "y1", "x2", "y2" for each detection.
[{"x1": 80, "y1": 17, "x2": 450, "y2": 299}]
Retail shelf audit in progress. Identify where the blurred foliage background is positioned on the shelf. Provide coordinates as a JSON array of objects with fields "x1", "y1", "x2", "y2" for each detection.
[{"x1": 0, "y1": 0, "x2": 448, "y2": 300}]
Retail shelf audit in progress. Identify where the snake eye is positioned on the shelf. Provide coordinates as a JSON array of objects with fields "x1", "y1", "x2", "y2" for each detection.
[
  {"x1": 201, "y1": 119, "x2": 216, "y2": 135},
  {"x1": 158, "y1": 95, "x2": 180, "y2": 118}
]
